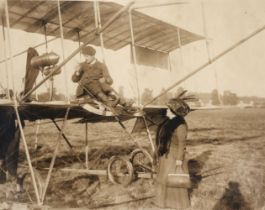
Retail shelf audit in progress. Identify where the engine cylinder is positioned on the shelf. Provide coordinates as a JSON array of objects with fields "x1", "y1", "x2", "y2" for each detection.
[{"x1": 30, "y1": 52, "x2": 59, "y2": 68}]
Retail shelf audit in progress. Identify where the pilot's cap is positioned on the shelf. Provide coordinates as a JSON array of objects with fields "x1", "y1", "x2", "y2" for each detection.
[{"x1": 82, "y1": 46, "x2": 96, "y2": 56}]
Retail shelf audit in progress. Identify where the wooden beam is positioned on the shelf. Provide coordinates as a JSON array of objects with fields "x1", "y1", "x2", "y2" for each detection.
[
  {"x1": 10, "y1": 1, "x2": 45, "y2": 27},
  {"x1": 26, "y1": 1, "x2": 75, "y2": 33},
  {"x1": 104, "y1": 20, "x2": 155, "y2": 49},
  {"x1": 147, "y1": 32, "x2": 180, "y2": 49},
  {"x1": 132, "y1": 1, "x2": 186, "y2": 10}
]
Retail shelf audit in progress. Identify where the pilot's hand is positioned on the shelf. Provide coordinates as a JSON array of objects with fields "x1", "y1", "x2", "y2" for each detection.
[
  {"x1": 105, "y1": 76, "x2": 113, "y2": 85},
  {"x1": 75, "y1": 71, "x2": 81, "y2": 76},
  {"x1": 99, "y1": 77, "x2": 106, "y2": 83}
]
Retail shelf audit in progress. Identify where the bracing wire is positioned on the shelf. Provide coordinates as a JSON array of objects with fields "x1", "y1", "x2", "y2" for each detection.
[
  {"x1": 57, "y1": 0, "x2": 70, "y2": 102},
  {"x1": 94, "y1": 1, "x2": 106, "y2": 63},
  {"x1": 128, "y1": 9, "x2": 141, "y2": 106},
  {"x1": 4, "y1": 0, "x2": 15, "y2": 95},
  {"x1": 77, "y1": 30, "x2": 82, "y2": 61},
  {"x1": 1, "y1": 15, "x2": 10, "y2": 99},
  {"x1": 43, "y1": 23, "x2": 54, "y2": 100},
  {"x1": 43, "y1": 23, "x2": 48, "y2": 53},
  {"x1": 201, "y1": 1, "x2": 222, "y2": 104}
]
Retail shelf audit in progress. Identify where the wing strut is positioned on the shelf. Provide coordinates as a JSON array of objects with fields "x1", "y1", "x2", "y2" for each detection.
[
  {"x1": 200, "y1": 1, "x2": 222, "y2": 105},
  {"x1": 57, "y1": 0, "x2": 70, "y2": 102},
  {"x1": 1, "y1": 15, "x2": 10, "y2": 99},
  {"x1": 128, "y1": 8, "x2": 141, "y2": 106}
]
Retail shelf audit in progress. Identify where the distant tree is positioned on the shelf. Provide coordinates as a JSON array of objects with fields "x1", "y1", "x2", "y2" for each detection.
[
  {"x1": 141, "y1": 88, "x2": 154, "y2": 105},
  {"x1": 211, "y1": 89, "x2": 221, "y2": 105},
  {"x1": 223, "y1": 91, "x2": 239, "y2": 105}
]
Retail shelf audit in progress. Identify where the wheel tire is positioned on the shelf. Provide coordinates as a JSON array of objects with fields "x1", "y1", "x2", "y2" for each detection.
[{"x1": 107, "y1": 156, "x2": 134, "y2": 187}]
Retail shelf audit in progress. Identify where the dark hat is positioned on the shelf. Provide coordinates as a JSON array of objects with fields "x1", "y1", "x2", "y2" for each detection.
[
  {"x1": 167, "y1": 98, "x2": 190, "y2": 117},
  {"x1": 81, "y1": 46, "x2": 96, "y2": 56}
]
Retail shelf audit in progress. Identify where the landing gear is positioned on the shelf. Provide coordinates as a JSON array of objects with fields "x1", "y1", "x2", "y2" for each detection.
[
  {"x1": 129, "y1": 148, "x2": 154, "y2": 174},
  {"x1": 107, "y1": 156, "x2": 134, "y2": 187}
]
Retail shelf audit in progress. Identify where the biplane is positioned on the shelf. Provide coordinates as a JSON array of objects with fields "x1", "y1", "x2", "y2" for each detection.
[{"x1": 0, "y1": 0, "x2": 264, "y2": 207}]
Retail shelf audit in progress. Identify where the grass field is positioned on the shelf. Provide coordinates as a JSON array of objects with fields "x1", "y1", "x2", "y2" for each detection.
[{"x1": 1, "y1": 108, "x2": 265, "y2": 210}]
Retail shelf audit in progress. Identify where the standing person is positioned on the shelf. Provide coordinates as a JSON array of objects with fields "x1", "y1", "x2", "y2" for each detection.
[{"x1": 72, "y1": 45, "x2": 132, "y2": 108}]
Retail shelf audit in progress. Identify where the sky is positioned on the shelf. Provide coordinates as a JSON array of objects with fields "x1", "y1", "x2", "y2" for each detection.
[{"x1": 1, "y1": 0, "x2": 265, "y2": 99}]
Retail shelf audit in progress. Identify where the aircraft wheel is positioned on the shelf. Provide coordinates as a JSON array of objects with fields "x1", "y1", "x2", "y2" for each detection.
[
  {"x1": 107, "y1": 156, "x2": 134, "y2": 186},
  {"x1": 129, "y1": 148, "x2": 154, "y2": 173}
]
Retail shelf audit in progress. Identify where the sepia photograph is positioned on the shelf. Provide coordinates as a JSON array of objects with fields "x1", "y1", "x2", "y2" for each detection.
[{"x1": 0, "y1": 0, "x2": 265, "y2": 209}]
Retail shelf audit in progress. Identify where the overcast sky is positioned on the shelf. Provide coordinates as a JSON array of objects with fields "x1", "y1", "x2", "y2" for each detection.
[{"x1": 1, "y1": 0, "x2": 265, "y2": 99}]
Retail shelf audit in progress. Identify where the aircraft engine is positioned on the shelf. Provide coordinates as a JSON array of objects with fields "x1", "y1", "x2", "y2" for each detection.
[
  {"x1": 42, "y1": 66, "x2": 61, "y2": 76},
  {"x1": 30, "y1": 52, "x2": 60, "y2": 68}
]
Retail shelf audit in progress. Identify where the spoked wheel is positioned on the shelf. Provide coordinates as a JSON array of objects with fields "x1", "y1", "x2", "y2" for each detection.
[
  {"x1": 129, "y1": 149, "x2": 154, "y2": 174},
  {"x1": 107, "y1": 156, "x2": 134, "y2": 187}
]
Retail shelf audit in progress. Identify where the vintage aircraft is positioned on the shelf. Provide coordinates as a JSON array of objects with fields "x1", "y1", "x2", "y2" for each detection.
[
  {"x1": 0, "y1": 0, "x2": 264, "y2": 207},
  {"x1": 0, "y1": 0, "x2": 204, "y2": 205}
]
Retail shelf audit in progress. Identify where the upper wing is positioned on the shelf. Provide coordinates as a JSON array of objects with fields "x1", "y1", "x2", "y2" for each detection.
[{"x1": 2, "y1": 1, "x2": 203, "y2": 52}]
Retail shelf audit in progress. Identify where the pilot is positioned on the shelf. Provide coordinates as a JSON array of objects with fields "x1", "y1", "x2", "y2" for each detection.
[{"x1": 72, "y1": 45, "x2": 132, "y2": 108}]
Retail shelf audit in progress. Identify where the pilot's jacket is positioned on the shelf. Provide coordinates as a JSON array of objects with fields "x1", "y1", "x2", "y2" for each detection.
[{"x1": 72, "y1": 60, "x2": 113, "y2": 97}]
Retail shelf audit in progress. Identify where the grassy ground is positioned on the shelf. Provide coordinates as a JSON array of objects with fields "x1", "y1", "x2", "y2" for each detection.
[{"x1": 0, "y1": 108, "x2": 265, "y2": 209}]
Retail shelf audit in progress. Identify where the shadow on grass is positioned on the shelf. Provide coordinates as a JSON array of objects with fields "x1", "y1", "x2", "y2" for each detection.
[
  {"x1": 188, "y1": 150, "x2": 212, "y2": 196},
  {"x1": 212, "y1": 181, "x2": 251, "y2": 210}
]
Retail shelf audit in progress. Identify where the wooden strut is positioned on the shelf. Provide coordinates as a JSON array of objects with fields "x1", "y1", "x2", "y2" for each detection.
[
  {"x1": 128, "y1": 8, "x2": 141, "y2": 106},
  {"x1": 41, "y1": 107, "x2": 70, "y2": 203},
  {"x1": 57, "y1": 0, "x2": 70, "y2": 102},
  {"x1": 1, "y1": 15, "x2": 10, "y2": 99},
  {"x1": 85, "y1": 122, "x2": 89, "y2": 169},
  {"x1": 3, "y1": 0, "x2": 15, "y2": 93},
  {"x1": 132, "y1": 1, "x2": 186, "y2": 10},
  {"x1": 142, "y1": 116, "x2": 155, "y2": 153},
  {"x1": 60, "y1": 168, "x2": 156, "y2": 179},
  {"x1": 21, "y1": 1, "x2": 135, "y2": 102},
  {"x1": 14, "y1": 103, "x2": 42, "y2": 205},
  {"x1": 201, "y1": 1, "x2": 222, "y2": 105},
  {"x1": 144, "y1": 23, "x2": 265, "y2": 106},
  {"x1": 51, "y1": 119, "x2": 84, "y2": 166},
  {"x1": 52, "y1": 119, "x2": 73, "y2": 148},
  {"x1": 3, "y1": 0, "x2": 42, "y2": 204}
]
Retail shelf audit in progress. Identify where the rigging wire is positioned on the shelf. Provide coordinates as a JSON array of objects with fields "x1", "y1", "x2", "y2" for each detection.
[
  {"x1": 0, "y1": 37, "x2": 57, "y2": 64},
  {"x1": 43, "y1": 22, "x2": 48, "y2": 53},
  {"x1": 128, "y1": 9, "x2": 141, "y2": 106},
  {"x1": 43, "y1": 23, "x2": 54, "y2": 100},
  {"x1": 57, "y1": 0, "x2": 70, "y2": 102},
  {"x1": 201, "y1": 1, "x2": 222, "y2": 104},
  {"x1": 77, "y1": 29, "x2": 82, "y2": 61},
  {"x1": 176, "y1": 26, "x2": 187, "y2": 89},
  {"x1": 1, "y1": 15, "x2": 10, "y2": 99},
  {"x1": 3, "y1": 0, "x2": 15, "y2": 95},
  {"x1": 94, "y1": 1, "x2": 105, "y2": 63}
]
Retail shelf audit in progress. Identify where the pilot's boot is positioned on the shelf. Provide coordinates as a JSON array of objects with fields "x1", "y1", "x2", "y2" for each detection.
[
  {"x1": 108, "y1": 91, "x2": 133, "y2": 108},
  {"x1": 97, "y1": 92, "x2": 118, "y2": 107}
]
